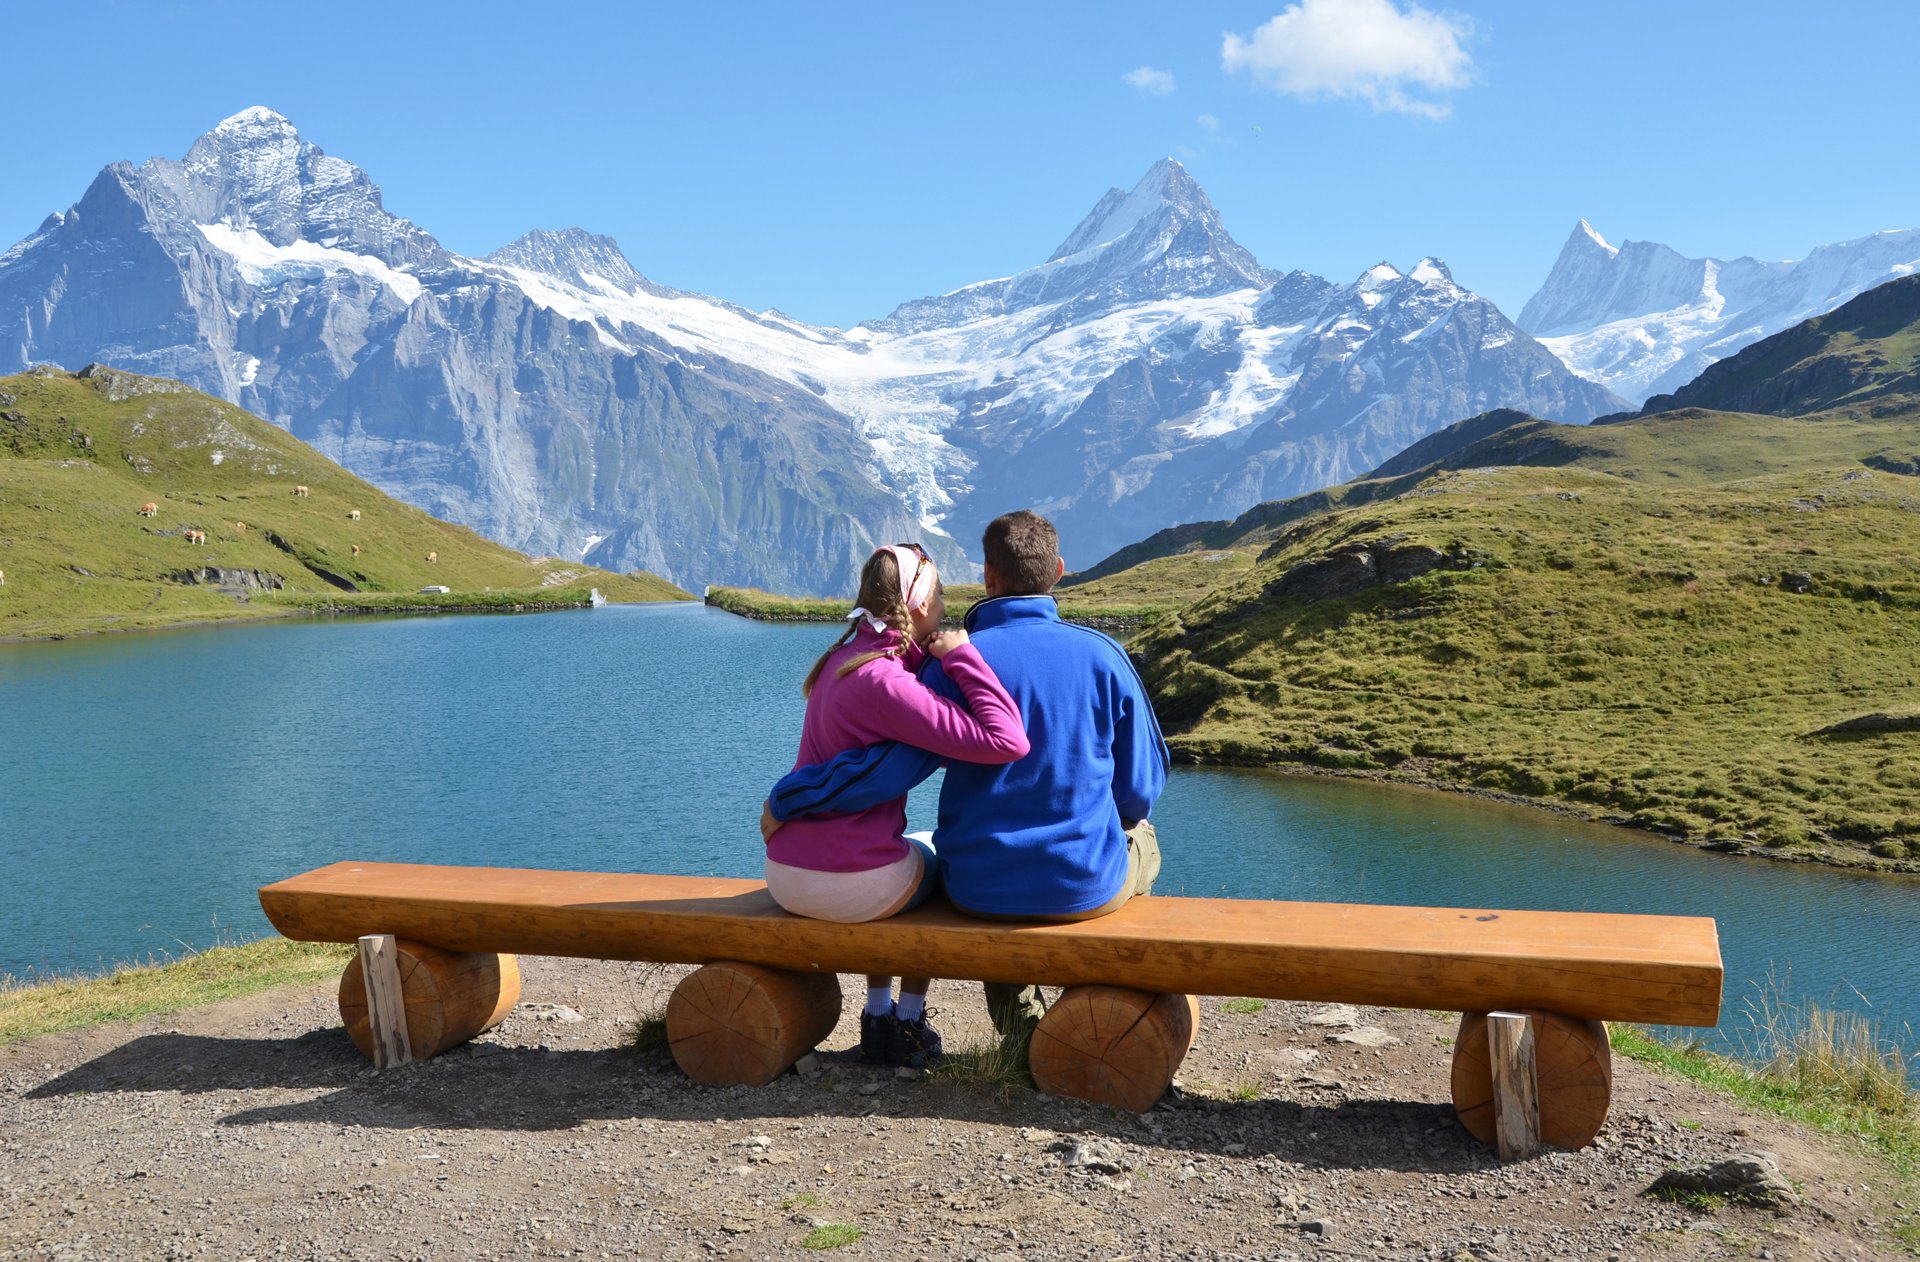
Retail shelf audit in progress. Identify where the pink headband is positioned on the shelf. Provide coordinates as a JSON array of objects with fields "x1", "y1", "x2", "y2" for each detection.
[{"x1": 886, "y1": 545, "x2": 935, "y2": 613}]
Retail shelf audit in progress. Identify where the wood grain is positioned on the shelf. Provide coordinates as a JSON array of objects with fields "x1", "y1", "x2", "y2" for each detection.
[
  {"x1": 665, "y1": 962, "x2": 842, "y2": 1086},
  {"x1": 338, "y1": 938, "x2": 520, "y2": 1063},
  {"x1": 1452, "y1": 1009, "x2": 1612, "y2": 1151},
  {"x1": 266, "y1": 862, "x2": 1722, "y2": 1026},
  {"x1": 1030, "y1": 987, "x2": 1197, "y2": 1113},
  {"x1": 1486, "y1": 1011, "x2": 1541, "y2": 1160}
]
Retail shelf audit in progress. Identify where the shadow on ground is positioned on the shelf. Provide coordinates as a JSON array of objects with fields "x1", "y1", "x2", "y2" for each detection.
[{"x1": 27, "y1": 1030, "x2": 1500, "y2": 1175}]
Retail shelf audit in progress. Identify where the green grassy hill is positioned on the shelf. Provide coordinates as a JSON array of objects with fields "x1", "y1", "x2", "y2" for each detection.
[
  {"x1": 1131, "y1": 402, "x2": 1920, "y2": 869},
  {"x1": 0, "y1": 365, "x2": 689, "y2": 639}
]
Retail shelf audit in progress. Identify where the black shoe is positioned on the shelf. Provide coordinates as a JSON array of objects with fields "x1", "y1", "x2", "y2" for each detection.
[
  {"x1": 887, "y1": 1011, "x2": 945, "y2": 1069},
  {"x1": 859, "y1": 1007, "x2": 895, "y2": 1064}
]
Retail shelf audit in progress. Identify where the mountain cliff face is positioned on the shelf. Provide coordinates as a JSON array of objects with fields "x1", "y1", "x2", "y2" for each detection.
[
  {"x1": 2, "y1": 109, "x2": 1624, "y2": 590},
  {"x1": 1520, "y1": 219, "x2": 1920, "y2": 404}
]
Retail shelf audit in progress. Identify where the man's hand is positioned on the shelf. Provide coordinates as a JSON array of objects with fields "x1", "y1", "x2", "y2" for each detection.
[
  {"x1": 927, "y1": 628, "x2": 970, "y2": 658},
  {"x1": 760, "y1": 799, "x2": 781, "y2": 845}
]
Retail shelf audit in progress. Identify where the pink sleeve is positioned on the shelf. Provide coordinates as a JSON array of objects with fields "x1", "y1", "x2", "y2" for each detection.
[{"x1": 857, "y1": 644, "x2": 1029, "y2": 764}]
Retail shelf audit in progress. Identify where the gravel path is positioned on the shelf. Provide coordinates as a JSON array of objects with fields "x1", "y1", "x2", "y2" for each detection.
[{"x1": 0, "y1": 957, "x2": 1906, "y2": 1260}]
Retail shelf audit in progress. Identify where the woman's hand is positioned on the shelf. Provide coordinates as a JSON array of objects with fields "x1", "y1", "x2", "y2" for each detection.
[
  {"x1": 926, "y1": 629, "x2": 970, "y2": 658},
  {"x1": 760, "y1": 800, "x2": 781, "y2": 845}
]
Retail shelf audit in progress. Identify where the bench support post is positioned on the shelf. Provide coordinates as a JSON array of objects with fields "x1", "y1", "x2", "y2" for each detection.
[
  {"x1": 357, "y1": 934, "x2": 413, "y2": 1070},
  {"x1": 1486, "y1": 1010, "x2": 1540, "y2": 1160},
  {"x1": 1029, "y1": 987, "x2": 1199, "y2": 1113},
  {"x1": 339, "y1": 937, "x2": 520, "y2": 1065},
  {"x1": 666, "y1": 962, "x2": 841, "y2": 1086},
  {"x1": 1450, "y1": 1009, "x2": 1612, "y2": 1152}
]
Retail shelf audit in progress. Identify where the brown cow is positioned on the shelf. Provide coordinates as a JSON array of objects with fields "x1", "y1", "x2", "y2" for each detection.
[
  {"x1": 294, "y1": 485, "x2": 310, "y2": 497},
  {"x1": 426, "y1": 551, "x2": 438, "y2": 564},
  {"x1": 234, "y1": 521, "x2": 247, "y2": 532},
  {"x1": 138, "y1": 502, "x2": 158, "y2": 518},
  {"x1": 351, "y1": 544, "x2": 361, "y2": 558}
]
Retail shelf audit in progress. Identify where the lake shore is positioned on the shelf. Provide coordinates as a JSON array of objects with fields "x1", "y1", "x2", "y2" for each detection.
[
  {"x1": 0, "y1": 589, "x2": 700, "y2": 644},
  {"x1": 4, "y1": 952, "x2": 1911, "y2": 1259},
  {"x1": 1175, "y1": 750, "x2": 1920, "y2": 880}
]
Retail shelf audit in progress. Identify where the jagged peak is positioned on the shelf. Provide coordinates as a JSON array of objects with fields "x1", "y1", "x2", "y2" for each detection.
[
  {"x1": 1409, "y1": 257, "x2": 1454, "y2": 285},
  {"x1": 486, "y1": 227, "x2": 646, "y2": 292},
  {"x1": 1357, "y1": 261, "x2": 1405, "y2": 289},
  {"x1": 1568, "y1": 218, "x2": 1618, "y2": 257},
  {"x1": 1047, "y1": 157, "x2": 1215, "y2": 263},
  {"x1": 213, "y1": 106, "x2": 298, "y2": 134}
]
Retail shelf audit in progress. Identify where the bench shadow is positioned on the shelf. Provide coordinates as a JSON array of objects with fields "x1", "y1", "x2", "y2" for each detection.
[{"x1": 28, "y1": 1031, "x2": 1499, "y2": 1174}]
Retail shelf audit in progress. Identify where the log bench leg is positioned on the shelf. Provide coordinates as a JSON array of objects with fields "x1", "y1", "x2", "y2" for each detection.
[
  {"x1": 338, "y1": 936, "x2": 521, "y2": 1066},
  {"x1": 1451, "y1": 1009, "x2": 1612, "y2": 1153},
  {"x1": 1028, "y1": 986, "x2": 1199, "y2": 1113},
  {"x1": 666, "y1": 962, "x2": 841, "y2": 1087}
]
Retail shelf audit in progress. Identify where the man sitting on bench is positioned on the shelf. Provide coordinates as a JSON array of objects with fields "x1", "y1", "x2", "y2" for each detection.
[{"x1": 765, "y1": 509, "x2": 1171, "y2": 1042}]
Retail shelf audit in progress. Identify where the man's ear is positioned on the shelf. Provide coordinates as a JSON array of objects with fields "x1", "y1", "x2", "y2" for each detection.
[
  {"x1": 1054, "y1": 556, "x2": 1066, "y2": 583},
  {"x1": 982, "y1": 561, "x2": 1001, "y2": 596}
]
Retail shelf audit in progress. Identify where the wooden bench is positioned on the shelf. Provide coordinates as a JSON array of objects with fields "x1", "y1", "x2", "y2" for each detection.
[{"x1": 259, "y1": 861, "x2": 1722, "y2": 1155}]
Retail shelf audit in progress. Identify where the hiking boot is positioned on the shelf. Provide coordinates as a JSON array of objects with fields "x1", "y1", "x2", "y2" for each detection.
[
  {"x1": 859, "y1": 1007, "x2": 895, "y2": 1064},
  {"x1": 887, "y1": 1011, "x2": 945, "y2": 1069}
]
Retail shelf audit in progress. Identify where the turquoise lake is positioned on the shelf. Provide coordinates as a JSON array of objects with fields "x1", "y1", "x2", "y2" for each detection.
[{"x1": 2, "y1": 602, "x2": 1914, "y2": 1055}]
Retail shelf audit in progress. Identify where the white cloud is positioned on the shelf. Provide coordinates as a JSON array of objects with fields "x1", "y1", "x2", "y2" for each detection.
[
  {"x1": 1222, "y1": 0, "x2": 1475, "y2": 120},
  {"x1": 1196, "y1": 113, "x2": 1221, "y2": 130},
  {"x1": 1122, "y1": 66, "x2": 1177, "y2": 96}
]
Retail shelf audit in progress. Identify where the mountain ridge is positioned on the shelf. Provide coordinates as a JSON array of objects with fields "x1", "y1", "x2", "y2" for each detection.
[{"x1": 3, "y1": 108, "x2": 1627, "y2": 591}]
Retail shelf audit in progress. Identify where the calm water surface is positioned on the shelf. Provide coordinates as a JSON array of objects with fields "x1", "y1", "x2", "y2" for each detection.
[{"x1": 2, "y1": 603, "x2": 1913, "y2": 1051}]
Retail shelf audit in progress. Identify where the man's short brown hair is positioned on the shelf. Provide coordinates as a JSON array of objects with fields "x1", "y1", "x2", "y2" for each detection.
[{"x1": 982, "y1": 510, "x2": 1060, "y2": 595}]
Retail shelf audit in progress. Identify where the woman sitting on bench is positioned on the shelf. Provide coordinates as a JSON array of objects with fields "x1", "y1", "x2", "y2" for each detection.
[{"x1": 765, "y1": 543, "x2": 1029, "y2": 1068}]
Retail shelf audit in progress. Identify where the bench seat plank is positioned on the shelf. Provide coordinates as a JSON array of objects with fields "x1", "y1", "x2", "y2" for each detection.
[{"x1": 259, "y1": 862, "x2": 1722, "y2": 1026}]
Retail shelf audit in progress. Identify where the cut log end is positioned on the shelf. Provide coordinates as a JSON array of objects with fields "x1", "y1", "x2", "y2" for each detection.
[
  {"x1": 666, "y1": 962, "x2": 841, "y2": 1087},
  {"x1": 338, "y1": 940, "x2": 520, "y2": 1063},
  {"x1": 1029, "y1": 986, "x2": 1198, "y2": 1114},
  {"x1": 1452, "y1": 1009, "x2": 1612, "y2": 1151}
]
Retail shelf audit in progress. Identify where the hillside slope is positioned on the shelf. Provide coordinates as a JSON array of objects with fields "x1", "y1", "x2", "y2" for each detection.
[
  {"x1": 1130, "y1": 403, "x2": 1920, "y2": 868},
  {"x1": 0, "y1": 366, "x2": 687, "y2": 639}
]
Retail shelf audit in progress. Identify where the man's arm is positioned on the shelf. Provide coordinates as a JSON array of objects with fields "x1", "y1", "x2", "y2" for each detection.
[
  {"x1": 765, "y1": 655, "x2": 958, "y2": 824},
  {"x1": 1109, "y1": 647, "x2": 1171, "y2": 823},
  {"x1": 767, "y1": 739, "x2": 942, "y2": 822}
]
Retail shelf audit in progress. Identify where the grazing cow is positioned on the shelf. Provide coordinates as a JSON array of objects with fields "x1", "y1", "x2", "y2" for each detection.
[
  {"x1": 0, "y1": 568, "x2": 6, "y2": 586},
  {"x1": 348, "y1": 509, "x2": 360, "y2": 521},
  {"x1": 426, "y1": 551, "x2": 438, "y2": 564},
  {"x1": 351, "y1": 544, "x2": 362, "y2": 557},
  {"x1": 234, "y1": 521, "x2": 247, "y2": 532},
  {"x1": 138, "y1": 502, "x2": 157, "y2": 518},
  {"x1": 294, "y1": 485, "x2": 310, "y2": 497}
]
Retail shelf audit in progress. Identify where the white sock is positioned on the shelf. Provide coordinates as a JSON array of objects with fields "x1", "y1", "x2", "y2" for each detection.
[
  {"x1": 865, "y1": 987, "x2": 894, "y2": 1016},
  {"x1": 897, "y1": 992, "x2": 926, "y2": 1022}
]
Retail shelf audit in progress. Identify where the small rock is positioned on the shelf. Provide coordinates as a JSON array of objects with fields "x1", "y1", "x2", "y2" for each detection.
[
  {"x1": 792, "y1": 1053, "x2": 823, "y2": 1076},
  {"x1": 1305, "y1": 1004, "x2": 1360, "y2": 1028},
  {"x1": 857, "y1": 1080, "x2": 885, "y2": 1096},
  {"x1": 730, "y1": 1136, "x2": 772, "y2": 1150},
  {"x1": 1647, "y1": 1151, "x2": 1797, "y2": 1209},
  {"x1": 1049, "y1": 1138, "x2": 1131, "y2": 1175},
  {"x1": 1327, "y1": 1026, "x2": 1398, "y2": 1048},
  {"x1": 523, "y1": 1004, "x2": 585, "y2": 1023},
  {"x1": 1295, "y1": 1218, "x2": 1334, "y2": 1239}
]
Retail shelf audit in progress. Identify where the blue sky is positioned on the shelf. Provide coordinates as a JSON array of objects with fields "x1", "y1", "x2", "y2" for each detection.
[{"x1": 7, "y1": 1, "x2": 1916, "y2": 327}]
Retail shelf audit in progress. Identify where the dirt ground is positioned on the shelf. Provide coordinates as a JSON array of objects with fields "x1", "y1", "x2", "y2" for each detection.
[{"x1": 0, "y1": 957, "x2": 1908, "y2": 1261}]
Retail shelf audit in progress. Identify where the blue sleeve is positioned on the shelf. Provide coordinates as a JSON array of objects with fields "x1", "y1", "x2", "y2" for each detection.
[
  {"x1": 767, "y1": 740, "x2": 941, "y2": 821},
  {"x1": 1109, "y1": 646, "x2": 1170, "y2": 823},
  {"x1": 769, "y1": 655, "x2": 958, "y2": 820}
]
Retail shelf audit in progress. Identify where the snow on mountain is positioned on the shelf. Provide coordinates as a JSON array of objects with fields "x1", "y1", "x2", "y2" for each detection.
[
  {"x1": 1521, "y1": 220, "x2": 1920, "y2": 403},
  {"x1": 1, "y1": 109, "x2": 1626, "y2": 587}
]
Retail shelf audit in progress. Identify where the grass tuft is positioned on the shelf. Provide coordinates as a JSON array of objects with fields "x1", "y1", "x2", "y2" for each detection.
[
  {"x1": 798, "y1": 1224, "x2": 863, "y2": 1250},
  {"x1": 1220, "y1": 997, "x2": 1267, "y2": 1015},
  {"x1": 927, "y1": 1034, "x2": 1035, "y2": 1093}
]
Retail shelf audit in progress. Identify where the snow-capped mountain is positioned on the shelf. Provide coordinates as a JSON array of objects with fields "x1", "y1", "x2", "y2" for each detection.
[
  {"x1": 1, "y1": 109, "x2": 1624, "y2": 589},
  {"x1": 1520, "y1": 219, "x2": 1920, "y2": 404}
]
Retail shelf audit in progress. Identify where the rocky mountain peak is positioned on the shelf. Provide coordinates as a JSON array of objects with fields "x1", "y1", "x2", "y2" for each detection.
[
  {"x1": 1047, "y1": 157, "x2": 1208, "y2": 261},
  {"x1": 487, "y1": 228, "x2": 648, "y2": 293}
]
